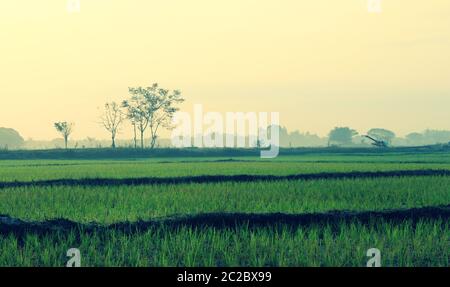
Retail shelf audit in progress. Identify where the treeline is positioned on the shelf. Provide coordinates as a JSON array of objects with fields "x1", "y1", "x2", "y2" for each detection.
[
  {"x1": 52, "y1": 83, "x2": 184, "y2": 150},
  {"x1": 279, "y1": 127, "x2": 450, "y2": 148},
  {"x1": 2, "y1": 127, "x2": 450, "y2": 150},
  {"x1": 1, "y1": 81, "x2": 450, "y2": 151}
]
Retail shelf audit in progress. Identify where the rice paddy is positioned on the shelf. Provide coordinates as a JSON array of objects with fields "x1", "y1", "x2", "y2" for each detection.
[{"x1": 0, "y1": 151, "x2": 449, "y2": 267}]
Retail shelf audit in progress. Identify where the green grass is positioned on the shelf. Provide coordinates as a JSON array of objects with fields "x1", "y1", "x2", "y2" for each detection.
[
  {"x1": 0, "y1": 221, "x2": 447, "y2": 267},
  {"x1": 0, "y1": 177, "x2": 449, "y2": 223},
  {"x1": 1, "y1": 160, "x2": 450, "y2": 182},
  {"x1": 0, "y1": 152, "x2": 449, "y2": 267}
]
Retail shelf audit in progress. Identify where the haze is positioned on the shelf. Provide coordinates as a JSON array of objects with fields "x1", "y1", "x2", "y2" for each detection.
[{"x1": 1, "y1": 0, "x2": 449, "y2": 140}]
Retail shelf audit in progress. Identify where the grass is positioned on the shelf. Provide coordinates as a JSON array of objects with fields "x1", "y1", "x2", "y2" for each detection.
[
  {"x1": 1, "y1": 160, "x2": 450, "y2": 182},
  {"x1": 1, "y1": 146, "x2": 450, "y2": 161},
  {"x1": 0, "y1": 152, "x2": 449, "y2": 267},
  {"x1": 0, "y1": 221, "x2": 447, "y2": 267},
  {"x1": 0, "y1": 177, "x2": 449, "y2": 223}
]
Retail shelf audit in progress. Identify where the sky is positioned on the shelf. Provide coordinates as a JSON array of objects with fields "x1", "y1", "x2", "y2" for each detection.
[{"x1": 0, "y1": 0, "x2": 449, "y2": 140}]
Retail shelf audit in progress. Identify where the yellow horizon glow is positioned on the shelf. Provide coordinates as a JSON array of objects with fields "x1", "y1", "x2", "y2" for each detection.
[{"x1": 0, "y1": 0, "x2": 449, "y2": 140}]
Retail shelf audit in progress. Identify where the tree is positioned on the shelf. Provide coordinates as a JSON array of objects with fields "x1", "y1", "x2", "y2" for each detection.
[
  {"x1": 122, "y1": 93, "x2": 148, "y2": 149},
  {"x1": 0, "y1": 128, "x2": 24, "y2": 149},
  {"x1": 128, "y1": 83, "x2": 184, "y2": 149},
  {"x1": 422, "y1": 129, "x2": 450, "y2": 144},
  {"x1": 100, "y1": 102, "x2": 124, "y2": 148},
  {"x1": 122, "y1": 97, "x2": 141, "y2": 148},
  {"x1": 328, "y1": 127, "x2": 358, "y2": 146},
  {"x1": 367, "y1": 128, "x2": 396, "y2": 145},
  {"x1": 406, "y1": 132, "x2": 425, "y2": 146},
  {"x1": 289, "y1": 130, "x2": 326, "y2": 147},
  {"x1": 54, "y1": 122, "x2": 74, "y2": 149}
]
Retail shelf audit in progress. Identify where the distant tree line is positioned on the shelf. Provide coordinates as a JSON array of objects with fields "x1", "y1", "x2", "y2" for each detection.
[
  {"x1": 326, "y1": 127, "x2": 396, "y2": 147},
  {"x1": 3, "y1": 125, "x2": 450, "y2": 150},
  {"x1": 53, "y1": 83, "x2": 184, "y2": 149},
  {"x1": 0, "y1": 128, "x2": 24, "y2": 150},
  {"x1": 273, "y1": 127, "x2": 450, "y2": 148},
  {"x1": 2, "y1": 93, "x2": 450, "y2": 150}
]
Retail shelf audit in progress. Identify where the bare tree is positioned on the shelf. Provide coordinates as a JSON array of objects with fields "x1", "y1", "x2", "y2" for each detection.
[
  {"x1": 54, "y1": 122, "x2": 74, "y2": 149},
  {"x1": 130, "y1": 119, "x2": 137, "y2": 149},
  {"x1": 121, "y1": 101, "x2": 139, "y2": 149},
  {"x1": 100, "y1": 102, "x2": 124, "y2": 148},
  {"x1": 128, "y1": 83, "x2": 184, "y2": 149},
  {"x1": 122, "y1": 94, "x2": 148, "y2": 149}
]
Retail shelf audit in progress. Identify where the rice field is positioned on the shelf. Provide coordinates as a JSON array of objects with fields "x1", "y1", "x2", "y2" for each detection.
[{"x1": 0, "y1": 152, "x2": 449, "y2": 267}]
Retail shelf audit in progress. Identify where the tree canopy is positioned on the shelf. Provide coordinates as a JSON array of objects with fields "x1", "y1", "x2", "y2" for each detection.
[
  {"x1": 124, "y1": 83, "x2": 184, "y2": 149},
  {"x1": 54, "y1": 122, "x2": 74, "y2": 149},
  {"x1": 0, "y1": 128, "x2": 24, "y2": 149},
  {"x1": 328, "y1": 127, "x2": 358, "y2": 146},
  {"x1": 367, "y1": 128, "x2": 396, "y2": 145}
]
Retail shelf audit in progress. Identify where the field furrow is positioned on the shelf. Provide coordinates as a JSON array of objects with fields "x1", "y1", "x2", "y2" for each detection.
[
  {"x1": 1, "y1": 205, "x2": 449, "y2": 236},
  {"x1": 1, "y1": 169, "x2": 450, "y2": 189}
]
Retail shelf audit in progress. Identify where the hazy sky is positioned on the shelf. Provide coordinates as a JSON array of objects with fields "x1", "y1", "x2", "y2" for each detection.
[{"x1": 1, "y1": 0, "x2": 449, "y2": 140}]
